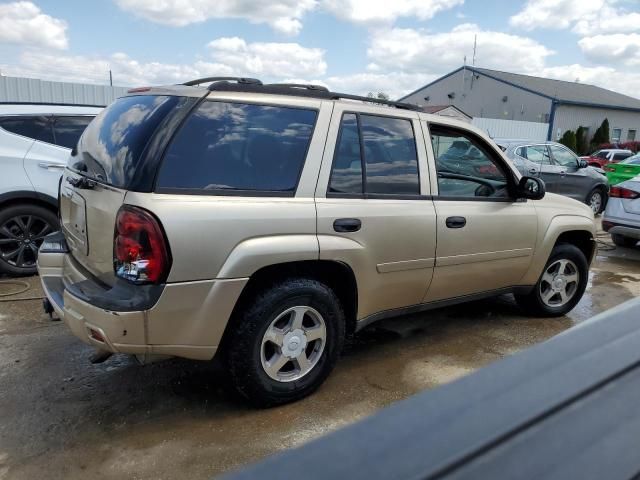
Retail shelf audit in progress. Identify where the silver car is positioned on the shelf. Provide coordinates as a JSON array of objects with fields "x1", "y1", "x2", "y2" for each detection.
[
  {"x1": 603, "y1": 177, "x2": 640, "y2": 248},
  {"x1": 501, "y1": 141, "x2": 609, "y2": 214}
]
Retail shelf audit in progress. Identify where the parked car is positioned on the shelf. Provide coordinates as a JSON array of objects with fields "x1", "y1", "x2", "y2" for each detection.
[
  {"x1": 37, "y1": 79, "x2": 596, "y2": 406},
  {"x1": 501, "y1": 141, "x2": 609, "y2": 214},
  {"x1": 604, "y1": 154, "x2": 640, "y2": 185},
  {"x1": 580, "y1": 148, "x2": 633, "y2": 168},
  {"x1": 603, "y1": 177, "x2": 640, "y2": 248},
  {"x1": 0, "y1": 104, "x2": 101, "y2": 274}
]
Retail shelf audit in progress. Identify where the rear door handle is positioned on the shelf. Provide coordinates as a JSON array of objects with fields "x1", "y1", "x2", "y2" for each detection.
[
  {"x1": 333, "y1": 218, "x2": 361, "y2": 233},
  {"x1": 445, "y1": 216, "x2": 466, "y2": 229},
  {"x1": 38, "y1": 162, "x2": 65, "y2": 170},
  {"x1": 528, "y1": 168, "x2": 539, "y2": 174}
]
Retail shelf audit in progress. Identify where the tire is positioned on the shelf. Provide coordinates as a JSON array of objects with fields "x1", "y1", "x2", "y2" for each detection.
[
  {"x1": 515, "y1": 244, "x2": 588, "y2": 318},
  {"x1": 611, "y1": 234, "x2": 638, "y2": 248},
  {"x1": 586, "y1": 187, "x2": 606, "y2": 215},
  {"x1": 226, "y1": 278, "x2": 345, "y2": 407},
  {"x1": 0, "y1": 204, "x2": 58, "y2": 276}
]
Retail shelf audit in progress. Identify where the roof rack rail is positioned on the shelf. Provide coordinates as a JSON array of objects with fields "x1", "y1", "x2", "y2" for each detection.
[
  {"x1": 182, "y1": 77, "x2": 262, "y2": 87},
  {"x1": 264, "y1": 83, "x2": 329, "y2": 92},
  {"x1": 206, "y1": 82, "x2": 422, "y2": 112}
]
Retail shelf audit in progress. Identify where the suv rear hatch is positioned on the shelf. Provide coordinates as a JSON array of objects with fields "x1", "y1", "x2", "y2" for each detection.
[{"x1": 60, "y1": 93, "x2": 194, "y2": 285}]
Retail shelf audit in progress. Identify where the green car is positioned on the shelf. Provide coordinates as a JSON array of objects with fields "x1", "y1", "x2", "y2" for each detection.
[{"x1": 605, "y1": 154, "x2": 640, "y2": 185}]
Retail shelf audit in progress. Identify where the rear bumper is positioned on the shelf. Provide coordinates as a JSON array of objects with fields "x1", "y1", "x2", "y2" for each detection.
[
  {"x1": 37, "y1": 232, "x2": 248, "y2": 361},
  {"x1": 603, "y1": 221, "x2": 640, "y2": 240}
]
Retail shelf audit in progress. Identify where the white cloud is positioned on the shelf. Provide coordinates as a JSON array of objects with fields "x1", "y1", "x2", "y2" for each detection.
[
  {"x1": 579, "y1": 33, "x2": 640, "y2": 66},
  {"x1": 0, "y1": 1, "x2": 68, "y2": 49},
  {"x1": 325, "y1": 72, "x2": 435, "y2": 99},
  {"x1": 367, "y1": 24, "x2": 554, "y2": 75},
  {"x1": 322, "y1": 0, "x2": 463, "y2": 24},
  {"x1": 540, "y1": 64, "x2": 640, "y2": 99},
  {"x1": 509, "y1": 0, "x2": 640, "y2": 34},
  {"x1": 1, "y1": 36, "x2": 327, "y2": 86},
  {"x1": 114, "y1": 0, "x2": 315, "y2": 35},
  {"x1": 207, "y1": 37, "x2": 327, "y2": 78}
]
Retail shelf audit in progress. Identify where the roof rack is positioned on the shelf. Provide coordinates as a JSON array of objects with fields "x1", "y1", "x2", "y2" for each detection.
[
  {"x1": 182, "y1": 77, "x2": 262, "y2": 87},
  {"x1": 205, "y1": 81, "x2": 422, "y2": 112}
]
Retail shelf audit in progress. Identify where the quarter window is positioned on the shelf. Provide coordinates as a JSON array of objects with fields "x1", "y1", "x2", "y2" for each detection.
[
  {"x1": 0, "y1": 116, "x2": 54, "y2": 143},
  {"x1": 157, "y1": 101, "x2": 317, "y2": 193},
  {"x1": 328, "y1": 113, "x2": 420, "y2": 196},
  {"x1": 430, "y1": 126, "x2": 510, "y2": 198},
  {"x1": 53, "y1": 116, "x2": 93, "y2": 149}
]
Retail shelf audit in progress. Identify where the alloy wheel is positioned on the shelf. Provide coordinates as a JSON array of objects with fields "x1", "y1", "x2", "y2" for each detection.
[
  {"x1": 260, "y1": 306, "x2": 327, "y2": 382},
  {"x1": 589, "y1": 191, "x2": 602, "y2": 214},
  {"x1": 539, "y1": 259, "x2": 580, "y2": 308},
  {"x1": 0, "y1": 215, "x2": 52, "y2": 269}
]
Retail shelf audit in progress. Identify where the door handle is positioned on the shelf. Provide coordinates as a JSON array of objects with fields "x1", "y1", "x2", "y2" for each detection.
[
  {"x1": 528, "y1": 168, "x2": 539, "y2": 174},
  {"x1": 559, "y1": 170, "x2": 567, "y2": 175},
  {"x1": 333, "y1": 218, "x2": 361, "y2": 233},
  {"x1": 445, "y1": 216, "x2": 466, "y2": 229},
  {"x1": 38, "y1": 162, "x2": 65, "y2": 170}
]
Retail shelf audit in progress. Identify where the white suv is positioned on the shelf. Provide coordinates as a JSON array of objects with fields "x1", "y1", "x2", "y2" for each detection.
[{"x1": 0, "y1": 104, "x2": 101, "y2": 274}]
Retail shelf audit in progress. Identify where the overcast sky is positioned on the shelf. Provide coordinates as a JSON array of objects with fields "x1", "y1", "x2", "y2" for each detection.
[{"x1": 1, "y1": 0, "x2": 639, "y2": 99}]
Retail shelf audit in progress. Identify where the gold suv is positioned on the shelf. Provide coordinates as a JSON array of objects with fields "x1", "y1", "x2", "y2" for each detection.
[{"x1": 37, "y1": 78, "x2": 596, "y2": 406}]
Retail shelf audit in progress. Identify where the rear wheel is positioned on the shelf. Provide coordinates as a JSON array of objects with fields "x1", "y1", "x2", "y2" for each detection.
[
  {"x1": 0, "y1": 204, "x2": 58, "y2": 275},
  {"x1": 611, "y1": 234, "x2": 638, "y2": 248},
  {"x1": 226, "y1": 278, "x2": 345, "y2": 407},
  {"x1": 515, "y1": 244, "x2": 588, "y2": 317},
  {"x1": 586, "y1": 187, "x2": 606, "y2": 215}
]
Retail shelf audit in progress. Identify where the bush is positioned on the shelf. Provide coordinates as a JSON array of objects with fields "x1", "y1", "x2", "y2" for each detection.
[
  {"x1": 559, "y1": 130, "x2": 577, "y2": 152},
  {"x1": 590, "y1": 118, "x2": 610, "y2": 151},
  {"x1": 595, "y1": 141, "x2": 640, "y2": 153},
  {"x1": 575, "y1": 126, "x2": 589, "y2": 156}
]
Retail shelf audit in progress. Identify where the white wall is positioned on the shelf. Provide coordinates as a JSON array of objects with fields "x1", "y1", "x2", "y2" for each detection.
[{"x1": 471, "y1": 117, "x2": 549, "y2": 141}]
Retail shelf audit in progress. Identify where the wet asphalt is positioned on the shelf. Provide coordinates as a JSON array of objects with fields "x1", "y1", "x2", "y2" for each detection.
[{"x1": 1, "y1": 239, "x2": 639, "y2": 480}]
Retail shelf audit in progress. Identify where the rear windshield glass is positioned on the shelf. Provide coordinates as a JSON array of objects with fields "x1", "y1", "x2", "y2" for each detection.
[{"x1": 71, "y1": 95, "x2": 180, "y2": 187}]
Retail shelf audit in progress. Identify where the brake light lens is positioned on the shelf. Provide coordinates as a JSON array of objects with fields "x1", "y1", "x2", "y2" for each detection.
[
  {"x1": 610, "y1": 186, "x2": 640, "y2": 199},
  {"x1": 114, "y1": 206, "x2": 170, "y2": 284}
]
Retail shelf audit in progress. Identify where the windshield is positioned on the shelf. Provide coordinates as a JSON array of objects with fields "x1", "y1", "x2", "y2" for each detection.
[{"x1": 70, "y1": 95, "x2": 181, "y2": 187}]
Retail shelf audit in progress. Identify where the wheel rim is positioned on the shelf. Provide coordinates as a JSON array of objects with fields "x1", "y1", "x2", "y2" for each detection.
[
  {"x1": 0, "y1": 215, "x2": 52, "y2": 269},
  {"x1": 589, "y1": 192, "x2": 602, "y2": 213},
  {"x1": 260, "y1": 306, "x2": 327, "y2": 382},
  {"x1": 539, "y1": 259, "x2": 580, "y2": 308}
]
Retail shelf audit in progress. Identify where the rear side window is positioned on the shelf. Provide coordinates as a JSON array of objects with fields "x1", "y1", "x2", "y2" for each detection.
[
  {"x1": 73, "y1": 95, "x2": 181, "y2": 187},
  {"x1": 53, "y1": 116, "x2": 93, "y2": 149},
  {"x1": 328, "y1": 113, "x2": 420, "y2": 196},
  {"x1": 613, "y1": 152, "x2": 632, "y2": 161},
  {"x1": 157, "y1": 101, "x2": 317, "y2": 194},
  {"x1": 0, "y1": 116, "x2": 54, "y2": 143}
]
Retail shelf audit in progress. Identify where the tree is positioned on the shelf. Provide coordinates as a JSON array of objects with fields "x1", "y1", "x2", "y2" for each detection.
[
  {"x1": 367, "y1": 92, "x2": 390, "y2": 100},
  {"x1": 590, "y1": 118, "x2": 610, "y2": 149},
  {"x1": 559, "y1": 130, "x2": 577, "y2": 153},
  {"x1": 575, "y1": 126, "x2": 589, "y2": 156}
]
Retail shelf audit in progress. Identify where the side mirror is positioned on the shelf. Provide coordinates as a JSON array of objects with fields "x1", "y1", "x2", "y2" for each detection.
[
  {"x1": 578, "y1": 159, "x2": 588, "y2": 168},
  {"x1": 517, "y1": 176, "x2": 545, "y2": 200}
]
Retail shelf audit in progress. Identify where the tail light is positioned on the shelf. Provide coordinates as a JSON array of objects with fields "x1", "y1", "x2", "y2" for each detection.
[
  {"x1": 610, "y1": 186, "x2": 640, "y2": 199},
  {"x1": 114, "y1": 205, "x2": 171, "y2": 284}
]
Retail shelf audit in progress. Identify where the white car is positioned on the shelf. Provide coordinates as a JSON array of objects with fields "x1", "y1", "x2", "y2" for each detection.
[
  {"x1": 602, "y1": 176, "x2": 640, "y2": 248},
  {"x1": 0, "y1": 104, "x2": 101, "y2": 274}
]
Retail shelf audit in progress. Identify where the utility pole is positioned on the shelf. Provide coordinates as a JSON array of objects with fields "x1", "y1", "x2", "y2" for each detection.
[
  {"x1": 472, "y1": 34, "x2": 477, "y2": 66},
  {"x1": 109, "y1": 70, "x2": 113, "y2": 86}
]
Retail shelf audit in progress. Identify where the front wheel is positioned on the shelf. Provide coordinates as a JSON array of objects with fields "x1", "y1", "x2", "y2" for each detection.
[
  {"x1": 586, "y1": 187, "x2": 606, "y2": 215},
  {"x1": 226, "y1": 278, "x2": 345, "y2": 407},
  {"x1": 515, "y1": 244, "x2": 588, "y2": 317}
]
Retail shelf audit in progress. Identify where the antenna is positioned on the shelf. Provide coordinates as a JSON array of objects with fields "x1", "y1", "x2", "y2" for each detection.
[{"x1": 472, "y1": 34, "x2": 477, "y2": 65}]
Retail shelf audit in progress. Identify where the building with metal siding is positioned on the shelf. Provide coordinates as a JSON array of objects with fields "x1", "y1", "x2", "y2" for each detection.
[
  {"x1": 0, "y1": 75, "x2": 128, "y2": 107},
  {"x1": 400, "y1": 66, "x2": 640, "y2": 143}
]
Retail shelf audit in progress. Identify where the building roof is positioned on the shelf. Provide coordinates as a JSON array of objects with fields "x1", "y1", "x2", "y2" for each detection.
[{"x1": 400, "y1": 66, "x2": 640, "y2": 111}]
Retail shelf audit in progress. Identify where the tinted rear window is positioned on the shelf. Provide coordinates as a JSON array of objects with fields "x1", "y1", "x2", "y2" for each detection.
[
  {"x1": 72, "y1": 95, "x2": 180, "y2": 187},
  {"x1": 156, "y1": 101, "x2": 317, "y2": 194},
  {"x1": 0, "y1": 116, "x2": 54, "y2": 143}
]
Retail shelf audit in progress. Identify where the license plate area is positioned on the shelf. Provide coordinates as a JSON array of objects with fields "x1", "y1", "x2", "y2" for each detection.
[{"x1": 61, "y1": 187, "x2": 88, "y2": 255}]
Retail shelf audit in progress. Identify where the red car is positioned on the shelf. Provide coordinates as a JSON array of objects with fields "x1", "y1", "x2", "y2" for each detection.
[{"x1": 580, "y1": 149, "x2": 633, "y2": 168}]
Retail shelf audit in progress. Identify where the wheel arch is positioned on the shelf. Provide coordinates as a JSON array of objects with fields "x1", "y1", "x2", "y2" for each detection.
[
  {"x1": 219, "y1": 259, "x2": 359, "y2": 352},
  {"x1": 0, "y1": 190, "x2": 58, "y2": 213}
]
